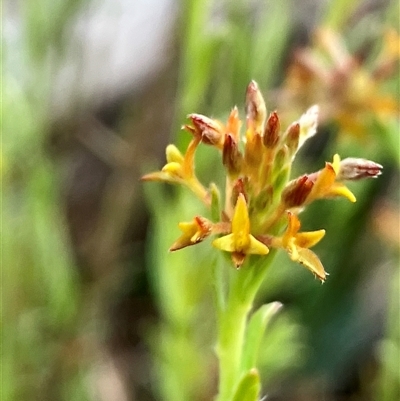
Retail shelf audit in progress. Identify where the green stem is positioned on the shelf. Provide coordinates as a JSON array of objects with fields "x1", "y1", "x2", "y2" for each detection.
[
  {"x1": 216, "y1": 274, "x2": 252, "y2": 401},
  {"x1": 215, "y1": 252, "x2": 276, "y2": 401}
]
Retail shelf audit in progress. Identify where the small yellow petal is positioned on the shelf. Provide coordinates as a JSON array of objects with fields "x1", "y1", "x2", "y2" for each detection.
[
  {"x1": 295, "y1": 229, "x2": 325, "y2": 248},
  {"x1": 232, "y1": 194, "x2": 250, "y2": 237},
  {"x1": 166, "y1": 144, "x2": 184, "y2": 164},
  {"x1": 212, "y1": 234, "x2": 236, "y2": 252},
  {"x1": 329, "y1": 183, "x2": 356, "y2": 202},
  {"x1": 332, "y1": 154, "x2": 341, "y2": 174},
  {"x1": 162, "y1": 162, "x2": 183, "y2": 176},
  {"x1": 247, "y1": 235, "x2": 270, "y2": 255}
]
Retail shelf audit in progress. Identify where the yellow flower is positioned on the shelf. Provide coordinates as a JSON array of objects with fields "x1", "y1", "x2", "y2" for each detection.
[
  {"x1": 142, "y1": 139, "x2": 208, "y2": 201},
  {"x1": 278, "y1": 212, "x2": 327, "y2": 282},
  {"x1": 306, "y1": 154, "x2": 356, "y2": 203},
  {"x1": 212, "y1": 194, "x2": 269, "y2": 268},
  {"x1": 170, "y1": 216, "x2": 213, "y2": 251}
]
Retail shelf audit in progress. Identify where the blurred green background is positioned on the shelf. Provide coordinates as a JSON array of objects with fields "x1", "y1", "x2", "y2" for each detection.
[{"x1": 3, "y1": 0, "x2": 399, "y2": 400}]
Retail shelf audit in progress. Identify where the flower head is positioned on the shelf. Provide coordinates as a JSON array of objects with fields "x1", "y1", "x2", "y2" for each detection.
[{"x1": 143, "y1": 81, "x2": 382, "y2": 281}]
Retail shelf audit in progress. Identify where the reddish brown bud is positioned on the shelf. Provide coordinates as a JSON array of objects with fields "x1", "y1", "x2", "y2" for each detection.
[
  {"x1": 245, "y1": 80, "x2": 266, "y2": 132},
  {"x1": 281, "y1": 175, "x2": 314, "y2": 208},
  {"x1": 188, "y1": 114, "x2": 224, "y2": 147},
  {"x1": 263, "y1": 111, "x2": 280, "y2": 148},
  {"x1": 223, "y1": 134, "x2": 242, "y2": 176},
  {"x1": 337, "y1": 158, "x2": 383, "y2": 181},
  {"x1": 231, "y1": 178, "x2": 248, "y2": 206}
]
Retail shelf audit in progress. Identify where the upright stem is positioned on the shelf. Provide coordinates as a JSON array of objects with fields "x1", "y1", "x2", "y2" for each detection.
[
  {"x1": 215, "y1": 253, "x2": 276, "y2": 401},
  {"x1": 216, "y1": 274, "x2": 252, "y2": 401}
]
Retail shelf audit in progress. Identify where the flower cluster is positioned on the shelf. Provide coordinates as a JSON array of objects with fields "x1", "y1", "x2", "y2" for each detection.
[
  {"x1": 279, "y1": 28, "x2": 400, "y2": 137},
  {"x1": 143, "y1": 81, "x2": 382, "y2": 281}
]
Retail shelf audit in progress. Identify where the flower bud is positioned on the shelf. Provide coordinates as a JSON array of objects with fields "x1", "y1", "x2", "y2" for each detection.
[
  {"x1": 298, "y1": 105, "x2": 319, "y2": 150},
  {"x1": 223, "y1": 134, "x2": 242, "y2": 176},
  {"x1": 337, "y1": 158, "x2": 383, "y2": 180},
  {"x1": 281, "y1": 175, "x2": 314, "y2": 208},
  {"x1": 188, "y1": 114, "x2": 225, "y2": 147},
  {"x1": 263, "y1": 111, "x2": 280, "y2": 148},
  {"x1": 285, "y1": 122, "x2": 300, "y2": 156},
  {"x1": 231, "y1": 178, "x2": 248, "y2": 206},
  {"x1": 245, "y1": 81, "x2": 267, "y2": 133}
]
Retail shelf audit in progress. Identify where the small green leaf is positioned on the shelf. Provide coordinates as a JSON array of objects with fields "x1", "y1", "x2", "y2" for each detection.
[
  {"x1": 242, "y1": 302, "x2": 283, "y2": 372},
  {"x1": 232, "y1": 369, "x2": 261, "y2": 401}
]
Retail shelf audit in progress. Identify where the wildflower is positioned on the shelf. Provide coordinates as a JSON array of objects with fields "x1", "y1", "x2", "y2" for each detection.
[
  {"x1": 212, "y1": 194, "x2": 269, "y2": 268},
  {"x1": 170, "y1": 216, "x2": 213, "y2": 251},
  {"x1": 305, "y1": 154, "x2": 357, "y2": 204},
  {"x1": 266, "y1": 212, "x2": 327, "y2": 282},
  {"x1": 143, "y1": 81, "x2": 382, "y2": 280},
  {"x1": 142, "y1": 138, "x2": 208, "y2": 201}
]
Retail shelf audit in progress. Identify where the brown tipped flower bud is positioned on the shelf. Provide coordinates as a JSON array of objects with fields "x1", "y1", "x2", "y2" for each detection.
[
  {"x1": 231, "y1": 178, "x2": 248, "y2": 206},
  {"x1": 337, "y1": 158, "x2": 383, "y2": 180},
  {"x1": 263, "y1": 111, "x2": 280, "y2": 148},
  {"x1": 188, "y1": 114, "x2": 224, "y2": 147},
  {"x1": 245, "y1": 80, "x2": 267, "y2": 132},
  {"x1": 285, "y1": 122, "x2": 300, "y2": 155},
  {"x1": 281, "y1": 175, "x2": 314, "y2": 208},
  {"x1": 223, "y1": 134, "x2": 242, "y2": 176}
]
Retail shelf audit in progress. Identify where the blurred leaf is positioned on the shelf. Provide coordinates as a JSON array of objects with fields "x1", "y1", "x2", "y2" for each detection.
[
  {"x1": 232, "y1": 369, "x2": 261, "y2": 401},
  {"x1": 242, "y1": 302, "x2": 283, "y2": 372}
]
